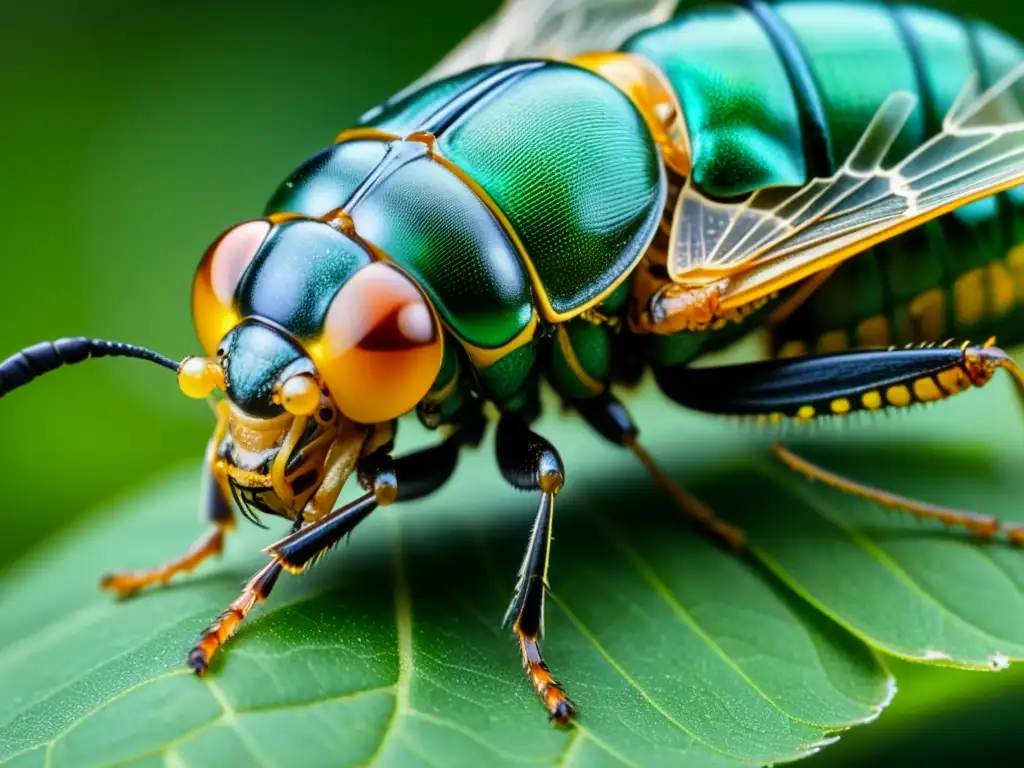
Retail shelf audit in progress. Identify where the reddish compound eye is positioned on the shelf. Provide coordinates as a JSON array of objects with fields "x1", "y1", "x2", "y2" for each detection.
[
  {"x1": 192, "y1": 220, "x2": 271, "y2": 355},
  {"x1": 314, "y1": 262, "x2": 443, "y2": 424}
]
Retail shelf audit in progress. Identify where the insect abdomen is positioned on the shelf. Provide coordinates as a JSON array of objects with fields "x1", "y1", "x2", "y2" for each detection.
[
  {"x1": 624, "y1": 2, "x2": 1023, "y2": 352},
  {"x1": 767, "y1": 6, "x2": 1024, "y2": 353}
]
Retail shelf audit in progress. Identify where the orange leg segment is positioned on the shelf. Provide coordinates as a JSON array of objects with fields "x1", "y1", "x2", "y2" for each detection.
[
  {"x1": 505, "y1": 491, "x2": 575, "y2": 726},
  {"x1": 100, "y1": 523, "x2": 231, "y2": 597},
  {"x1": 517, "y1": 631, "x2": 574, "y2": 726},
  {"x1": 774, "y1": 443, "x2": 1024, "y2": 545},
  {"x1": 496, "y1": 413, "x2": 576, "y2": 725},
  {"x1": 187, "y1": 560, "x2": 282, "y2": 674},
  {"x1": 629, "y1": 439, "x2": 746, "y2": 551}
]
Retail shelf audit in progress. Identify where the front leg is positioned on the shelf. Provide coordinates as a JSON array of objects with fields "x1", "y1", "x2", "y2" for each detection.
[
  {"x1": 496, "y1": 412, "x2": 575, "y2": 725},
  {"x1": 186, "y1": 424, "x2": 475, "y2": 673},
  {"x1": 101, "y1": 404, "x2": 234, "y2": 597}
]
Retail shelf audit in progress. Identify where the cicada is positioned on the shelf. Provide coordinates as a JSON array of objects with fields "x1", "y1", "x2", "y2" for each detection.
[{"x1": 3, "y1": 0, "x2": 1024, "y2": 725}]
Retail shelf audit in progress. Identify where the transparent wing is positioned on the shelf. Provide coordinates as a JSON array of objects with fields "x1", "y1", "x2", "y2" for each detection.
[
  {"x1": 425, "y1": 0, "x2": 679, "y2": 81},
  {"x1": 668, "y1": 62, "x2": 1024, "y2": 310}
]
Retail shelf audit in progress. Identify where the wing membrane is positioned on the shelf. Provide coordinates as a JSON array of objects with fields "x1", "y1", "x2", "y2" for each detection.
[
  {"x1": 668, "y1": 63, "x2": 1024, "y2": 308},
  {"x1": 424, "y1": 0, "x2": 679, "y2": 82}
]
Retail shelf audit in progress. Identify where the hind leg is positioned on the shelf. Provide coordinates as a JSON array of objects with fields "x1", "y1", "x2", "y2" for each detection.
[{"x1": 655, "y1": 339, "x2": 1024, "y2": 543}]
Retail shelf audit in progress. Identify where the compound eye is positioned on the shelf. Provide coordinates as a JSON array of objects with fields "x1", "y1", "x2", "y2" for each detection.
[
  {"x1": 316, "y1": 262, "x2": 443, "y2": 424},
  {"x1": 192, "y1": 219, "x2": 271, "y2": 355}
]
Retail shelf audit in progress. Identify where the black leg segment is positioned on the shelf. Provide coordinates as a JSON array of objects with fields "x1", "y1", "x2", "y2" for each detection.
[
  {"x1": 495, "y1": 412, "x2": 575, "y2": 725},
  {"x1": 655, "y1": 340, "x2": 1021, "y2": 419},
  {"x1": 192, "y1": 419, "x2": 477, "y2": 673}
]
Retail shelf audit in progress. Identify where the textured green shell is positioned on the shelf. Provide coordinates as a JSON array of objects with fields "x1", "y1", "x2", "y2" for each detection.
[
  {"x1": 763, "y1": 5, "x2": 1024, "y2": 351},
  {"x1": 437, "y1": 62, "x2": 665, "y2": 320},
  {"x1": 480, "y1": 343, "x2": 535, "y2": 410},
  {"x1": 265, "y1": 142, "x2": 533, "y2": 351},
  {"x1": 347, "y1": 154, "x2": 534, "y2": 349},
  {"x1": 265, "y1": 141, "x2": 387, "y2": 218},
  {"x1": 774, "y1": 2, "x2": 924, "y2": 165},
  {"x1": 624, "y1": 5, "x2": 807, "y2": 197},
  {"x1": 362, "y1": 65, "x2": 500, "y2": 136}
]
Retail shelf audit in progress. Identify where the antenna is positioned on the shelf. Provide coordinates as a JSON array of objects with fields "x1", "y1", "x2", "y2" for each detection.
[{"x1": 0, "y1": 337, "x2": 179, "y2": 399}]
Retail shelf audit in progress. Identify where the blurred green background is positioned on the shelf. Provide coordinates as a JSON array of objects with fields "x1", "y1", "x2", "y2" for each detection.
[{"x1": 1, "y1": 0, "x2": 1023, "y2": 765}]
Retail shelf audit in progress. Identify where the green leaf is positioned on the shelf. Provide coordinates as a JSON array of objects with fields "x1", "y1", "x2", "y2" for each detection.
[{"x1": 1, "y1": 367, "x2": 1022, "y2": 767}]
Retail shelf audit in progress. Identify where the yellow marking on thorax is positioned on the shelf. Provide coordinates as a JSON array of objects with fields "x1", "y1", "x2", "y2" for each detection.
[
  {"x1": 334, "y1": 127, "x2": 402, "y2": 144},
  {"x1": 460, "y1": 311, "x2": 540, "y2": 369},
  {"x1": 570, "y1": 51, "x2": 691, "y2": 177},
  {"x1": 908, "y1": 288, "x2": 944, "y2": 340}
]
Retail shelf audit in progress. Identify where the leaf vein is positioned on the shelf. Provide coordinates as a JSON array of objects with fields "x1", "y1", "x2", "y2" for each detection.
[
  {"x1": 205, "y1": 679, "x2": 276, "y2": 768},
  {"x1": 588, "y1": 502, "x2": 837, "y2": 729},
  {"x1": 549, "y1": 592, "x2": 747, "y2": 762},
  {"x1": 366, "y1": 516, "x2": 413, "y2": 767}
]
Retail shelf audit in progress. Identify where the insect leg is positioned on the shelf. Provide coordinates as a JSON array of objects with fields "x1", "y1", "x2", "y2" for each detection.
[
  {"x1": 773, "y1": 443, "x2": 1024, "y2": 544},
  {"x1": 101, "y1": 405, "x2": 235, "y2": 597},
  {"x1": 574, "y1": 392, "x2": 745, "y2": 550},
  {"x1": 655, "y1": 339, "x2": 1020, "y2": 418},
  {"x1": 187, "y1": 560, "x2": 282, "y2": 675},
  {"x1": 496, "y1": 412, "x2": 575, "y2": 726},
  {"x1": 268, "y1": 411, "x2": 485, "y2": 571},
  {"x1": 655, "y1": 339, "x2": 1024, "y2": 542},
  {"x1": 186, "y1": 420, "x2": 480, "y2": 674},
  {"x1": 101, "y1": 478, "x2": 233, "y2": 597}
]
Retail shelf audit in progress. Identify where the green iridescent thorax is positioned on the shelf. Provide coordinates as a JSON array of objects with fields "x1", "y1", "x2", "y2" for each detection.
[
  {"x1": 624, "y1": 5, "x2": 809, "y2": 197},
  {"x1": 266, "y1": 141, "x2": 532, "y2": 352},
  {"x1": 362, "y1": 61, "x2": 665, "y2": 322},
  {"x1": 685, "y1": 3, "x2": 1024, "y2": 354},
  {"x1": 238, "y1": 219, "x2": 371, "y2": 338},
  {"x1": 622, "y1": 1, "x2": 932, "y2": 197},
  {"x1": 268, "y1": 60, "x2": 667, "y2": 413},
  {"x1": 426, "y1": 63, "x2": 665, "y2": 320}
]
